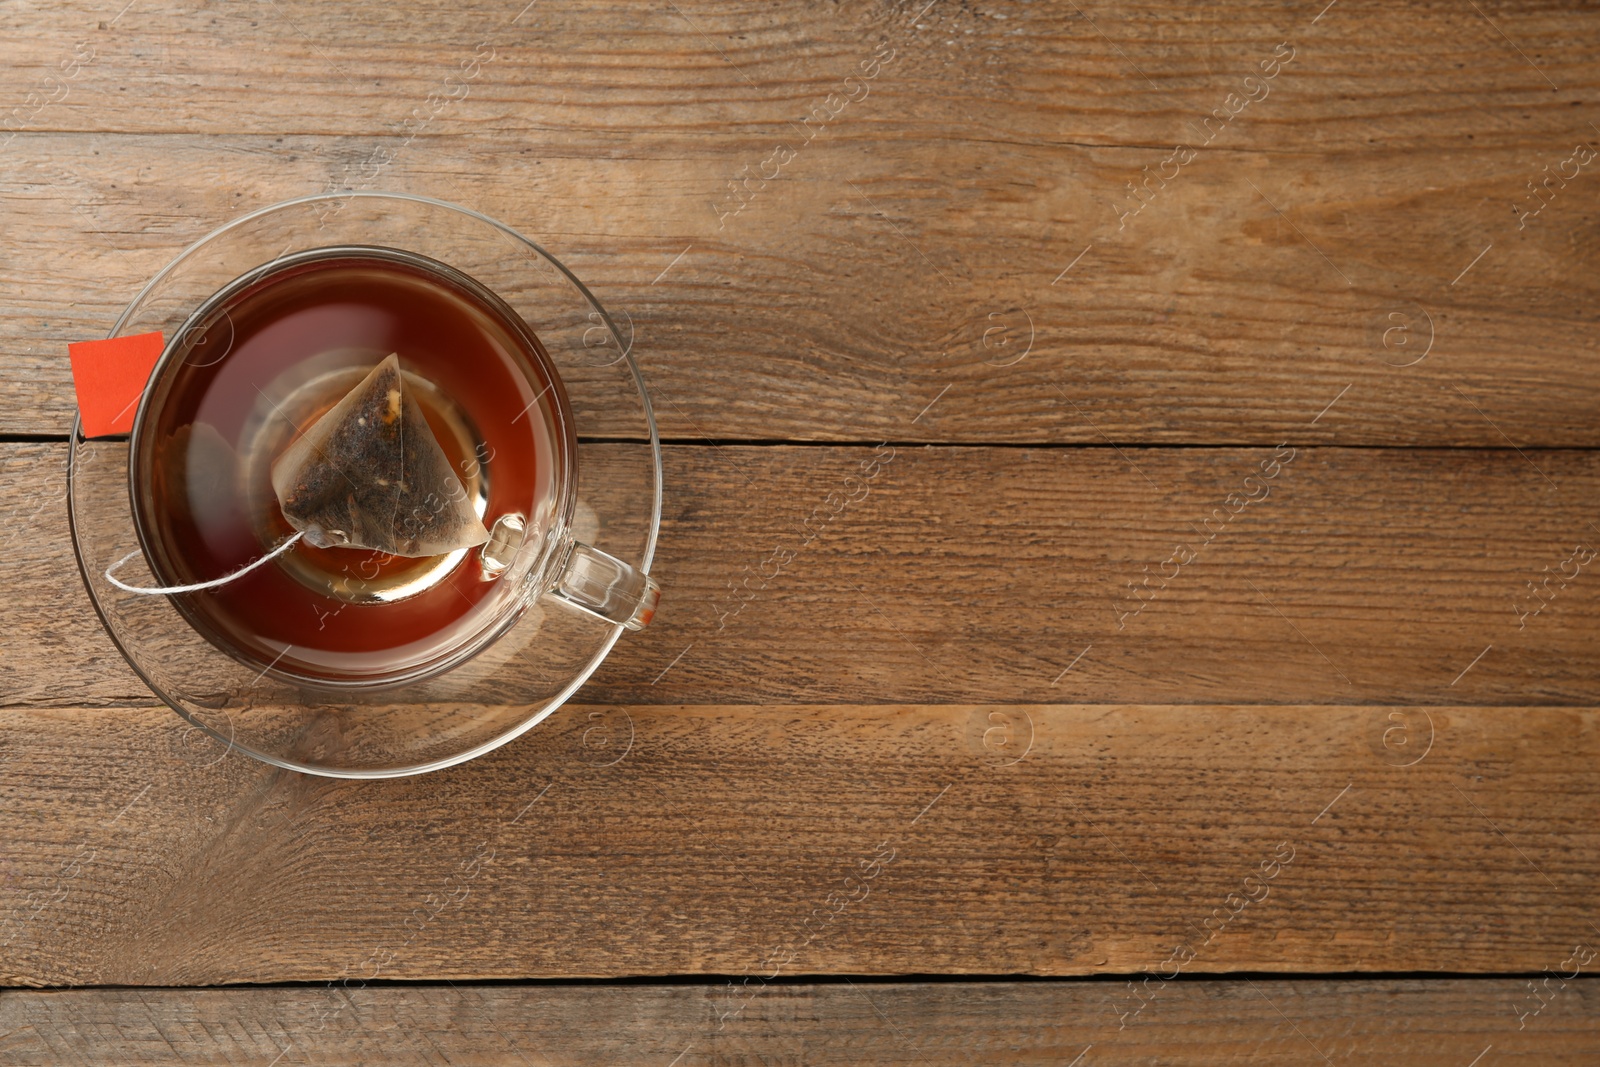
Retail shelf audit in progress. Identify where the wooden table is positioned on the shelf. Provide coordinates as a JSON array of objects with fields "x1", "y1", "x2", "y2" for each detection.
[{"x1": 3, "y1": 0, "x2": 1599, "y2": 1061}]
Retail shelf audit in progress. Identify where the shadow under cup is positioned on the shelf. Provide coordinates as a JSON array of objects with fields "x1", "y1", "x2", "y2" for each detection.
[{"x1": 129, "y1": 246, "x2": 576, "y2": 689}]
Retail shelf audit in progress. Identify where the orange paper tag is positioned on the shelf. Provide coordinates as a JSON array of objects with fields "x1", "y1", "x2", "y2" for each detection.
[{"x1": 68, "y1": 331, "x2": 164, "y2": 438}]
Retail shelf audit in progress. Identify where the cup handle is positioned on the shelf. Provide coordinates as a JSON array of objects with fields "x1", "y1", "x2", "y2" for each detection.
[{"x1": 544, "y1": 537, "x2": 660, "y2": 630}]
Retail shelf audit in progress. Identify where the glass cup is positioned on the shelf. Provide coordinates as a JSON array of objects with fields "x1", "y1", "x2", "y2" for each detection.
[{"x1": 69, "y1": 192, "x2": 662, "y2": 778}]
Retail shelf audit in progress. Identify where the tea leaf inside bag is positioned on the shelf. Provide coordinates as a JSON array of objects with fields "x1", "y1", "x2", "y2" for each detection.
[{"x1": 270, "y1": 354, "x2": 491, "y2": 557}]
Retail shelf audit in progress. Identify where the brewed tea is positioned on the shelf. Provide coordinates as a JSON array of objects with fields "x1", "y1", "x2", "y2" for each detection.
[{"x1": 132, "y1": 248, "x2": 573, "y2": 685}]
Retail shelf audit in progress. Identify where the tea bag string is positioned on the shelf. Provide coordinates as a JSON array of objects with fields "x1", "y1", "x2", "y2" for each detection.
[{"x1": 105, "y1": 531, "x2": 304, "y2": 596}]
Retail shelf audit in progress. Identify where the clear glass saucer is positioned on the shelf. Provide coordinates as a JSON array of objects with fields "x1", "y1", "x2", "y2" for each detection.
[{"x1": 68, "y1": 192, "x2": 661, "y2": 778}]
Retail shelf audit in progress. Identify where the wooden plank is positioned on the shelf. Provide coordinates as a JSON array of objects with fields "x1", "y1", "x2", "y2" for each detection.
[
  {"x1": 2, "y1": 3, "x2": 1598, "y2": 443},
  {"x1": 2, "y1": 980, "x2": 1597, "y2": 1064},
  {"x1": 2, "y1": 0, "x2": 1593, "y2": 143},
  {"x1": 3, "y1": 141, "x2": 1596, "y2": 448},
  {"x1": 0, "y1": 701, "x2": 1597, "y2": 984},
  {"x1": 6, "y1": 441, "x2": 1600, "y2": 709}
]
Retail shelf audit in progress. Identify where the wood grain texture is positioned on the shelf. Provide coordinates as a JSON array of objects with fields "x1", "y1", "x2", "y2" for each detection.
[
  {"x1": 2, "y1": 0, "x2": 1593, "y2": 143},
  {"x1": 4, "y1": 0, "x2": 1600, "y2": 1029},
  {"x1": 2, "y1": 980, "x2": 1598, "y2": 1065},
  {"x1": 2, "y1": 1, "x2": 1598, "y2": 442},
  {"x1": 0, "y1": 701, "x2": 1596, "y2": 984},
  {"x1": 7, "y1": 441, "x2": 1600, "y2": 709}
]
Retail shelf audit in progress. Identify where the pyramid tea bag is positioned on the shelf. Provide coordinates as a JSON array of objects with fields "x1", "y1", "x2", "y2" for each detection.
[{"x1": 271, "y1": 354, "x2": 491, "y2": 558}]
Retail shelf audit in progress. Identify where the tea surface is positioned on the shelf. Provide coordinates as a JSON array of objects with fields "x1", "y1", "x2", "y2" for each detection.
[{"x1": 135, "y1": 251, "x2": 569, "y2": 684}]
